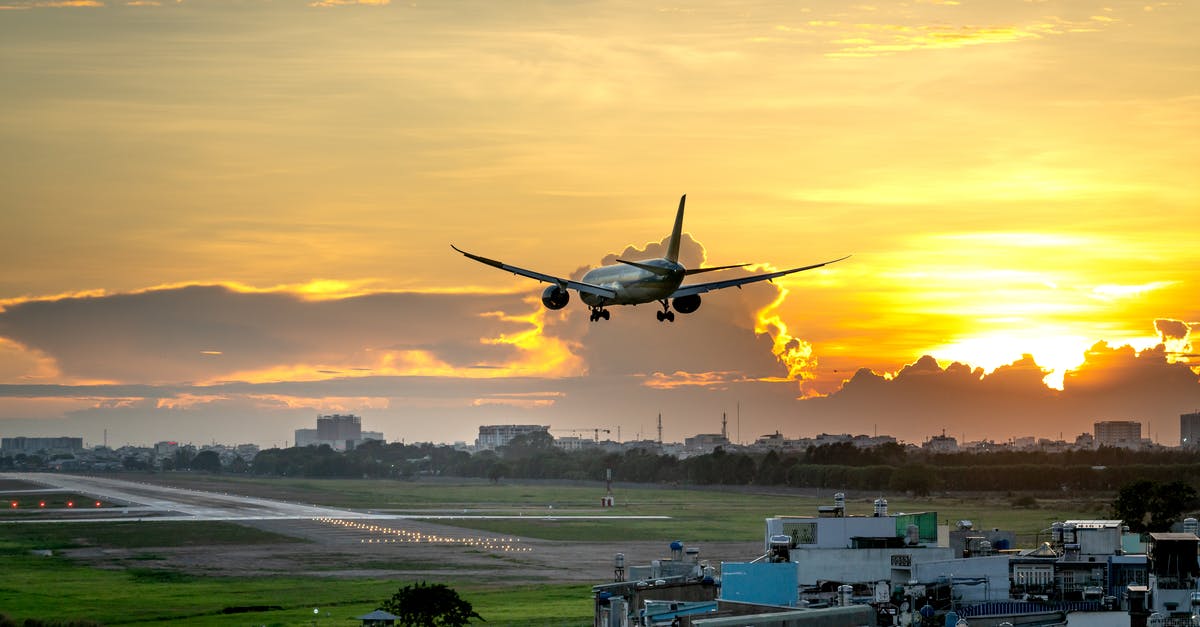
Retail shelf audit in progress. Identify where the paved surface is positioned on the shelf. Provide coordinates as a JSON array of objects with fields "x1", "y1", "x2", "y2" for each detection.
[
  {"x1": 0, "y1": 473, "x2": 759, "y2": 583},
  {"x1": 0, "y1": 472, "x2": 670, "y2": 523},
  {"x1": 1, "y1": 472, "x2": 385, "y2": 521}
]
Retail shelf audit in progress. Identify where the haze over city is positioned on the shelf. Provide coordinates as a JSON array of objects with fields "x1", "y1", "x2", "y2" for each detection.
[{"x1": 1, "y1": 0, "x2": 1197, "y2": 448}]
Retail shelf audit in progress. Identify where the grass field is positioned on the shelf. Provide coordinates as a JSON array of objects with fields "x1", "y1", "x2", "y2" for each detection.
[
  {"x1": 0, "y1": 520, "x2": 304, "y2": 552},
  {"x1": 0, "y1": 550, "x2": 593, "y2": 626},
  {"x1": 0, "y1": 475, "x2": 1110, "y2": 625},
  {"x1": 131, "y1": 473, "x2": 1109, "y2": 544}
]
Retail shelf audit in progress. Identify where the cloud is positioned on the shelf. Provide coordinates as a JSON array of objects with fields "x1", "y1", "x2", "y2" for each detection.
[
  {"x1": 561, "y1": 233, "x2": 805, "y2": 383},
  {"x1": 308, "y1": 0, "x2": 388, "y2": 7},
  {"x1": 0, "y1": 0, "x2": 101, "y2": 7},
  {"x1": 789, "y1": 340, "x2": 1200, "y2": 443},
  {"x1": 0, "y1": 232, "x2": 833, "y2": 444},
  {"x1": 0, "y1": 284, "x2": 578, "y2": 385},
  {"x1": 1156, "y1": 318, "x2": 1190, "y2": 341}
]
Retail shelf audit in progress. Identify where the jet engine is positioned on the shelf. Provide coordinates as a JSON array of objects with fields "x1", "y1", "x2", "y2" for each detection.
[
  {"x1": 541, "y1": 285, "x2": 570, "y2": 310},
  {"x1": 673, "y1": 294, "x2": 701, "y2": 314}
]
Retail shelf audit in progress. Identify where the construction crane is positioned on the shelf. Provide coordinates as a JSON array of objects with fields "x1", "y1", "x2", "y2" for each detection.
[{"x1": 551, "y1": 427, "x2": 612, "y2": 442}]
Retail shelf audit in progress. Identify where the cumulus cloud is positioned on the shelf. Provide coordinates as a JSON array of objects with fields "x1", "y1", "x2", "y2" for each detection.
[
  {"x1": 0, "y1": 284, "x2": 570, "y2": 385},
  {"x1": 560, "y1": 233, "x2": 801, "y2": 382},
  {"x1": 789, "y1": 341, "x2": 1200, "y2": 443},
  {"x1": 1156, "y1": 318, "x2": 1190, "y2": 341},
  {"x1": 0, "y1": 231, "x2": 835, "y2": 444}
]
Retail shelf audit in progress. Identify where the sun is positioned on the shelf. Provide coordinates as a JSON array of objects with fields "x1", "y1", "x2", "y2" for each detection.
[{"x1": 924, "y1": 330, "x2": 1094, "y2": 389}]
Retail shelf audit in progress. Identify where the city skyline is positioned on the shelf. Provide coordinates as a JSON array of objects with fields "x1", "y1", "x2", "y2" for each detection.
[{"x1": 1, "y1": 1, "x2": 1197, "y2": 447}]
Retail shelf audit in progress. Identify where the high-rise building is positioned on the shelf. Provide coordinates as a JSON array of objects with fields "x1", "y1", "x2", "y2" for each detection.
[
  {"x1": 294, "y1": 414, "x2": 381, "y2": 451},
  {"x1": 1181, "y1": 412, "x2": 1200, "y2": 449},
  {"x1": 1094, "y1": 420, "x2": 1142, "y2": 448},
  {"x1": 317, "y1": 414, "x2": 361, "y2": 442},
  {"x1": 475, "y1": 425, "x2": 549, "y2": 451}
]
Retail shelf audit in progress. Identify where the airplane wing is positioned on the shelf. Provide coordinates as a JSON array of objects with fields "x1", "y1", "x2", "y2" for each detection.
[
  {"x1": 451, "y1": 245, "x2": 618, "y2": 299},
  {"x1": 671, "y1": 255, "x2": 851, "y2": 298}
]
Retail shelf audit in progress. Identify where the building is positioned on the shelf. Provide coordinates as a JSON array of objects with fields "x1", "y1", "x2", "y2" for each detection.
[
  {"x1": 1094, "y1": 420, "x2": 1142, "y2": 448},
  {"x1": 1181, "y1": 412, "x2": 1200, "y2": 449},
  {"x1": 153, "y1": 441, "x2": 180, "y2": 458},
  {"x1": 684, "y1": 432, "x2": 731, "y2": 453},
  {"x1": 763, "y1": 495, "x2": 954, "y2": 589},
  {"x1": 318, "y1": 414, "x2": 361, "y2": 442},
  {"x1": 475, "y1": 424, "x2": 549, "y2": 451},
  {"x1": 1, "y1": 436, "x2": 84, "y2": 454},
  {"x1": 923, "y1": 433, "x2": 959, "y2": 453},
  {"x1": 294, "y1": 414, "x2": 383, "y2": 451}
]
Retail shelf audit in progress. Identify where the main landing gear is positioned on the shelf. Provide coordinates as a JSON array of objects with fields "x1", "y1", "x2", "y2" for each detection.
[
  {"x1": 656, "y1": 300, "x2": 675, "y2": 323},
  {"x1": 589, "y1": 307, "x2": 611, "y2": 322}
]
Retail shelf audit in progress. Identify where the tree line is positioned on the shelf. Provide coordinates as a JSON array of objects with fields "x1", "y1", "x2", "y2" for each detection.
[{"x1": 244, "y1": 434, "x2": 1200, "y2": 495}]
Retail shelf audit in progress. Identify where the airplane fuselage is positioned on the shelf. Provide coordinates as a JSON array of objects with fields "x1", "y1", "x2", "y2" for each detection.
[
  {"x1": 451, "y1": 194, "x2": 848, "y2": 322},
  {"x1": 578, "y1": 258, "x2": 685, "y2": 307}
]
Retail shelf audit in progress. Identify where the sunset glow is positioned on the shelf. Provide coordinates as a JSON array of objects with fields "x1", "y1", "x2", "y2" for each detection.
[{"x1": 1, "y1": 0, "x2": 1196, "y2": 446}]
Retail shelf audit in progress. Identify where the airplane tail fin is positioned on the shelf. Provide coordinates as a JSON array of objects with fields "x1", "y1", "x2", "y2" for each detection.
[{"x1": 666, "y1": 194, "x2": 686, "y2": 263}]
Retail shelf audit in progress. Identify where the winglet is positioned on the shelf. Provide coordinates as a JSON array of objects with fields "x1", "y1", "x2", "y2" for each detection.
[{"x1": 666, "y1": 194, "x2": 686, "y2": 263}]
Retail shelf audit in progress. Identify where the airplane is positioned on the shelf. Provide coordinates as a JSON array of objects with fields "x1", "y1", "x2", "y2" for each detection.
[{"x1": 451, "y1": 195, "x2": 849, "y2": 322}]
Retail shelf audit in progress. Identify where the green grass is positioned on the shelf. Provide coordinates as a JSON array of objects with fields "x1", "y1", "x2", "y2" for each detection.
[
  {"x1": 0, "y1": 492, "x2": 114, "y2": 515},
  {"x1": 0, "y1": 552, "x2": 591, "y2": 626},
  {"x1": 0, "y1": 520, "x2": 303, "y2": 553},
  {"x1": 125, "y1": 474, "x2": 1107, "y2": 544},
  {"x1": 0, "y1": 476, "x2": 1109, "y2": 624}
]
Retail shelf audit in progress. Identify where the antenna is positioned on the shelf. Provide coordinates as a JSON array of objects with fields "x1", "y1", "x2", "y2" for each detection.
[{"x1": 721, "y1": 412, "x2": 727, "y2": 440}]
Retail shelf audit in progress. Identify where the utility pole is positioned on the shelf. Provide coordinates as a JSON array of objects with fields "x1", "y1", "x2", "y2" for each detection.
[{"x1": 657, "y1": 413, "x2": 663, "y2": 444}]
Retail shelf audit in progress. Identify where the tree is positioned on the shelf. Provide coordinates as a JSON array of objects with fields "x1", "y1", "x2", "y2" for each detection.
[
  {"x1": 1112, "y1": 479, "x2": 1199, "y2": 533},
  {"x1": 380, "y1": 582, "x2": 483, "y2": 627},
  {"x1": 191, "y1": 450, "x2": 222, "y2": 473},
  {"x1": 890, "y1": 464, "x2": 937, "y2": 497}
]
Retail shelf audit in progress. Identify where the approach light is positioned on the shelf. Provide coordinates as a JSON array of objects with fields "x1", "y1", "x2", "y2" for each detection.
[
  {"x1": 95, "y1": 501, "x2": 102, "y2": 507},
  {"x1": 67, "y1": 501, "x2": 74, "y2": 508},
  {"x1": 9, "y1": 501, "x2": 16, "y2": 508},
  {"x1": 39, "y1": 501, "x2": 45, "y2": 508}
]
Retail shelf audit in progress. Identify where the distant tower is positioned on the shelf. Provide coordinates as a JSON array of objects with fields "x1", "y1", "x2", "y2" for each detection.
[
  {"x1": 657, "y1": 413, "x2": 663, "y2": 444},
  {"x1": 721, "y1": 412, "x2": 728, "y2": 440}
]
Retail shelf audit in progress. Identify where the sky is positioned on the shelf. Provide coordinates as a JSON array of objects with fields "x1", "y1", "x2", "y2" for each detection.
[{"x1": 1, "y1": 0, "x2": 1197, "y2": 449}]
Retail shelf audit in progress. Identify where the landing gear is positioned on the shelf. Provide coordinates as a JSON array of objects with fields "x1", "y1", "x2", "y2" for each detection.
[
  {"x1": 589, "y1": 307, "x2": 611, "y2": 322},
  {"x1": 656, "y1": 300, "x2": 675, "y2": 322}
]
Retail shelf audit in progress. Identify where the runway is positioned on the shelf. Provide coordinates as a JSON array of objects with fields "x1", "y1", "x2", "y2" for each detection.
[{"x1": 0, "y1": 472, "x2": 670, "y2": 523}]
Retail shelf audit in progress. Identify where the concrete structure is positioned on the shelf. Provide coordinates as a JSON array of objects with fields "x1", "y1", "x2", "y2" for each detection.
[
  {"x1": 1, "y1": 436, "x2": 83, "y2": 454},
  {"x1": 1146, "y1": 532, "x2": 1200, "y2": 622},
  {"x1": 923, "y1": 434, "x2": 958, "y2": 453},
  {"x1": 318, "y1": 414, "x2": 361, "y2": 442},
  {"x1": 765, "y1": 500, "x2": 955, "y2": 590},
  {"x1": 1180, "y1": 412, "x2": 1200, "y2": 449},
  {"x1": 685, "y1": 433, "x2": 731, "y2": 453},
  {"x1": 1094, "y1": 420, "x2": 1142, "y2": 448},
  {"x1": 910, "y1": 555, "x2": 1012, "y2": 604},
  {"x1": 474, "y1": 424, "x2": 548, "y2": 451},
  {"x1": 295, "y1": 414, "x2": 383, "y2": 451}
]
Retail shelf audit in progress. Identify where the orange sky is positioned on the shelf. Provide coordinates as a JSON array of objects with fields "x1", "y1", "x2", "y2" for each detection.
[{"x1": 0, "y1": 0, "x2": 1197, "y2": 447}]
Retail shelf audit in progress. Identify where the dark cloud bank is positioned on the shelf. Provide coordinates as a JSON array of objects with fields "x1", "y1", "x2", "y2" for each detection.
[{"x1": 0, "y1": 237, "x2": 1197, "y2": 446}]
